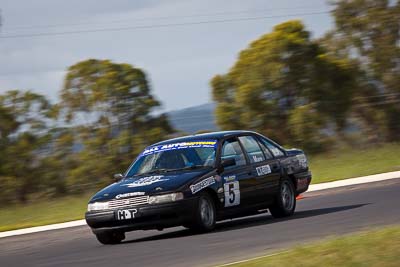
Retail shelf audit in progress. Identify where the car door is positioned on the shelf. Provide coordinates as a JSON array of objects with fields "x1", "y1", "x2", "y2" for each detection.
[
  {"x1": 256, "y1": 136, "x2": 285, "y2": 194},
  {"x1": 238, "y1": 135, "x2": 281, "y2": 202},
  {"x1": 219, "y1": 137, "x2": 256, "y2": 208}
]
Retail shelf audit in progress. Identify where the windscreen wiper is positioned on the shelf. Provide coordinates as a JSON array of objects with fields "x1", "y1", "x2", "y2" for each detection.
[
  {"x1": 142, "y1": 168, "x2": 171, "y2": 175},
  {"x1": 137, "y1": 166, "x2": 209, "y2": 176},
  {"x1": 183, "y1": 165, "x2": 208, "y2": 170},
  {"x1": 169, "y1": 165, "x2": 211, "y2": 172}
]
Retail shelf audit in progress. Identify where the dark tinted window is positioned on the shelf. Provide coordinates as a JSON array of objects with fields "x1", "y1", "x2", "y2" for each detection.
[
  {"x1": 256, "y1": 138, "x2": 273, "y2": 159},
  {"x1": 126, "y1": 146, "x2": 215, "y2": 176},
  {"x1": 259, "y1": 138, "x2": 285, "y2": 157},
  {"x1": 221, "y1": 139, "x2": 246, "y2": 167},
  {"x1": 238, "y1": 136, "x2": 265, "y2": 163}
]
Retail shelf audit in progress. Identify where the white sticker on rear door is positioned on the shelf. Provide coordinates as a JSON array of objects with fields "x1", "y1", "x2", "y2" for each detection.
[{"x1": 256, "y1": 164, "x2": 271, "y2": 176}]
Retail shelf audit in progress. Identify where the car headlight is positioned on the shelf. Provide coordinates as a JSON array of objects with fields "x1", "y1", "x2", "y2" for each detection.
[
  {"x1": 88, "y1": 201, "x2": 109, "y2": 211},
  {"x1": 148, "y1": 192, "x2": 184, "y2": 204}
]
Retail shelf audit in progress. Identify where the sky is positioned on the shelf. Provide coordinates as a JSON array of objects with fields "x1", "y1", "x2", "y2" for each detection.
[{"x1": 0, "y1": 0, "x2": 333, "y2": 112}]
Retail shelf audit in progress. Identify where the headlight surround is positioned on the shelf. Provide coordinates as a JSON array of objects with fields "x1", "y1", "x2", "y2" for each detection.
[
  {"x1": 88, "y1": 201, "x2": 109, "y2": 211},
  {"x1": 148, "y1": 192, "x2": 184, "y2": 204}
]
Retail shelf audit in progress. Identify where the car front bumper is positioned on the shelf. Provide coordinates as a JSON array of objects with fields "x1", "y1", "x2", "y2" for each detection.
[{"x1": 85, "y1": 198, "x2": 197, "y2": 234}]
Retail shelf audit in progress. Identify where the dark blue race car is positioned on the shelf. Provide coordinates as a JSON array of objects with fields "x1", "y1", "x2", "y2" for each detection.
[{"x1": 85, "y1": 130, "x2": 311, "y2": 244}]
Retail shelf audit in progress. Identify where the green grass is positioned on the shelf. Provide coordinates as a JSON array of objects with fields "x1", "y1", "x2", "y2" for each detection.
[
  {"x1": 309, "y1": 143, "x2": 400, "y2": 184},
  {"x1": 1, "y1": 144, "x2": 400, "y2": 232},
  {"x1": 0, "y1": 193, "x2": 92, "y2": 232},
  {"x1": 225, "y1": 226, "x2": 400, "y2": 267}
]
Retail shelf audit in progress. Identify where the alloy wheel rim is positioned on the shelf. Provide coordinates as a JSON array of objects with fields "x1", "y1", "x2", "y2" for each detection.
[
  {"x1": 200, "y1": 197, "x2": 214, "y2": 226},
  {"x1": 281, "y1": 181, "x2": 294, "y2": 211}
]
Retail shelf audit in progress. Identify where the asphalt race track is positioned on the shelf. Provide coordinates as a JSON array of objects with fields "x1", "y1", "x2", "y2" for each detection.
[{"x1": 1, "y1": 180, "x2": 399, "y2": 267}]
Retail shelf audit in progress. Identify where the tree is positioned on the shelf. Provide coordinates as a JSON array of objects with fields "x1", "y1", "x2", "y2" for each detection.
[
  {"x1": 0, "y1": 60, "x2": 174, "y2": 203},
  {"x1": 0, "y1": 105, "x2": 19, "y2": 203},
  {"x1": 318, "y1": 31, "x2": 386, "y2": 144},
  {"x1": 61, "y1": 59, "x2": 159, "y2": 129},
  {"x1": 38, "y1": 128, "x2": 77, "y2": 196},
  {"x1": 0, "y1": 90, "x2": 55, "y2": 202},
  {"x1": 211, "y1": 20, "x2": 357, "y2": 151},
  {"x1": 331, "y1": 0, "x2": 400, "y2": 141},
  {"x1": 0, "y1": 105, "x2": 18, "y2": 139},
  {"x1": 60, "y1": 59, "x2": 174, "y2": 189}
]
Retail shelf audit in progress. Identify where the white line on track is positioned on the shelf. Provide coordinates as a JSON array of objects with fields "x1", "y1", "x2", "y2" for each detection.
[
  {"x1": 307, "y1": 171, "x2": 400, "y2": 192},
  {"x1": 215, "y1": 251, "x2": 289, "y2": 266},
  {"x1": 0, "y1": 220, "x2": 87, "y2": 238},
  {"x1": 0, "y1": 171, "x2": 399, "y2": 239}
]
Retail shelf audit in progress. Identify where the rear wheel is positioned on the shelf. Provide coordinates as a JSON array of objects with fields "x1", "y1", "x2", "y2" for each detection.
[
  {"x1": 269, "y1": 178, "x2": 296, "y2": 218},
  {"x1": 188, "y1": 192, "x2": 216, "y2": 232},
  {"x1": 95, "y1": 231, "x2": 125, "y2": 245}
]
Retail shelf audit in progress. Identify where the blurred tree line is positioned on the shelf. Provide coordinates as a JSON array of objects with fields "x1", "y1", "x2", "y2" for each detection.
[
  {"x1": 1, "y1": 0, "x2": 399, "y2": 205},
  {"x1": 212, "y1": 0, "x2": 400, "y2": 152},
  {"x1": 0, "y1": 60, "x2": 174, "y2": 204}
]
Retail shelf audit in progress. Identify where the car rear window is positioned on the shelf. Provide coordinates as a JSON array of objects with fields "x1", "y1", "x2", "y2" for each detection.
[{"x1": 238, "y1": 136, "x2": 265, "y2": 163}]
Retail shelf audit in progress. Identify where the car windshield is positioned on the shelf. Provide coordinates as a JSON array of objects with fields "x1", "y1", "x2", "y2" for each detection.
[{"x1": 125, "y1": 140, "x2": 217, "y2": 177}]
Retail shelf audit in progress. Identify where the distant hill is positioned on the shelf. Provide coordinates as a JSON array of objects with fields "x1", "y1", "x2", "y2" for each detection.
[{"x1": 167, "y1": 103, "x2": 219, "y2": 134}]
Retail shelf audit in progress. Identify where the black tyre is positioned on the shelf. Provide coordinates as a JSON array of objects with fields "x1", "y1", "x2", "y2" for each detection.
[
  {"x1": 95, "y1": 231, "x2": 125, "y2": 245},
  {"x1": 269, "y1": 178, "x2": 296, "y2": 218},
  {"x1": 189, "y1": 192, "x2": 216, "y2": 232}
]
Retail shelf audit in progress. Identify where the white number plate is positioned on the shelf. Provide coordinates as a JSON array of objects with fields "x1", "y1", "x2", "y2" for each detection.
[
  {"x1": 224, "y1": 181, "x2": 240, "y2": 207},
  {"x1": 116, "y1": 209, "x2": 137, "y2": 220}
]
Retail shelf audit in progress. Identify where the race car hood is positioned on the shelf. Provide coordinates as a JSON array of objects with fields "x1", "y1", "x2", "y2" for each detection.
[{"x1": 89, "y1": 169, "x2": 211, "y2": 202}]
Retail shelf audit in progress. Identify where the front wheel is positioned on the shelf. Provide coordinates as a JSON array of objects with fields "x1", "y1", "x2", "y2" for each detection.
[
  {"x1": 188, "y1": 192, "x2": 216, "y2": 232},
  {"x1": 269, "y1": 178, "x2": 296, "y2": 218},
  {"x1": 95, "y1": 231, "x2": 125, "y2": 245}
]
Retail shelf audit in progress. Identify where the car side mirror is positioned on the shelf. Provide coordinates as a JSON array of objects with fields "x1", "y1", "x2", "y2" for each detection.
[
  {"x1": 113, "y1": 173, "x2": 124, "y2": 182},
  {"x1": 222, "y1": 158, "x2": 236, "y2": 168},
  {"x1": 217, "y1": 158, "x2": 236, "y2": 174}
]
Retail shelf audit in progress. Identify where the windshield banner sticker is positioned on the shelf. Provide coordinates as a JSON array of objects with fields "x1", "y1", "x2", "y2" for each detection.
[
  {"x1": 122, "y1": 176, "x2": 168, "y2": 188},
  {"x1": 141, "y1": 140, "x2": 217, "y2": 156},
  {"x1": 190, "y1": 176, "x2": 216, "y2": 194}
]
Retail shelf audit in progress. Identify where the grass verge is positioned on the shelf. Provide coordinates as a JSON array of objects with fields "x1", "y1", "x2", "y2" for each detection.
[
  {"x1": 309, "y1": 143, "x2": 400, "y2": 184},
  {"x1": 1, "y1": 144, "x2": 400, "y2": 232},
  {"x1": 0, "y1": 193, "x2": 92, "y2": 232},
  {"x1": 224, "y1": 226, "x2": 400, "y2": 267}
]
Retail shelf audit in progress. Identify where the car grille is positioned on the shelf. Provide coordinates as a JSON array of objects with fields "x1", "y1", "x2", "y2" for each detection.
[{"x1": 108, "y1": 195, "x2": 149, "y2": 209}]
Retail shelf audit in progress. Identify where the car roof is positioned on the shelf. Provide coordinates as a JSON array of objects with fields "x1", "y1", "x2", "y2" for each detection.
[{"x1": 152, "y1": 130, "x2": 257, "y2": 146}]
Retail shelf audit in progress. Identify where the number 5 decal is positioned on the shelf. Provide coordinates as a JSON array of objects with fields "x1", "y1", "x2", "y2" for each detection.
[{"x1": 224, "y1": 181, "x2": 240, "y2": 207}]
